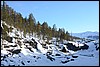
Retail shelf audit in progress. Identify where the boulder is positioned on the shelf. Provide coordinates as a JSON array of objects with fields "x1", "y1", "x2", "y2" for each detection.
[
  {"x1": 80, "y1": 44, "x2": 89, "y2": 50},
  {"x1": 65, "y1": 43, "x2": 79, "y2": 51},
  {"x1": 4, "y1": 45, "x2": 9, "y2": 48},
  {"x1": 61, "y1": 60, "x2": 70, "y2": 64},
  {"x1": 6, "y1": 36, "x2": 13, "y2": 43},
  {"x1": 72, "y1": 55, "x2": 78, "y2": 58},
  {"x1": 46, "y1": 54, "x2": 55, "y2": 61},
  {"x1": 12, "y1": 49, "x2": 21, "y2": 54},
  {"x1": 60, "y1": 46, "x2": 67, "y2": 52},
  {"x1": 55, "y1": 54, "x2": 61, "y2": 56}
]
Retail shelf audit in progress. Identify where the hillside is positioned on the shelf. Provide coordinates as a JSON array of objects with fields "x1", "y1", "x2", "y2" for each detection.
[
  {"x1": 71, "y1": 31, "x2": 99, "y2": 40},
  {"x1": 1, "y1": 1, "x2": 72, "y2": 42},
  {"x1": 1, "y1": 20, "x2": 99, "y2": 66}
]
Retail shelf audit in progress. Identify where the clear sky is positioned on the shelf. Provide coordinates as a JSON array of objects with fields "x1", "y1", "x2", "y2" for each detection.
[{"x1": 4, "y1": 1, "x2": 99, "y2": 33}]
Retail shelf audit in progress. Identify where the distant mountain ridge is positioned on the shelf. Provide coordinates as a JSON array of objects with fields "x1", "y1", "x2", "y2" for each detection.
[{"x1": 71, "y1": 31, "x2": 99, "y2": 39}]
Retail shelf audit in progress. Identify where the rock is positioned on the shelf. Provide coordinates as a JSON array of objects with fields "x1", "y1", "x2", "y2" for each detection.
[
  {"x1": 60, "y1": 46, "x2": 67, "y2": 52},
  {"x1": 33, "y1": 56, "x2": 36, "y2": 58},
  {"x1": 55, "y1": 54, "x2": 61, "y2": 56},
  {"x1": 47, "y1": 50, "x2": 52, "y2": 55},
  {"x1": 70, "y1": 59, "x2": 74, "y2": 61},
  {"x1": 67, "y1": 57, "x2": 70, "y2": 59},
  {"x1": 10, "y1": 45, "x2": 17, "y2": 47},
  {"x1": 7, "y1": 49, "x2": 13, "y2": 52},
  {"x1": 27, "y1": 47, "x2": 34, "y2": 52},
  {"x1": 46, "y1": 54, "x2": 55, "y2": 61},
  {"x1": 27, "y1": 61, "x2": 30, "y2": 63},
  {"x1": 65, "y1": 43, "x2": 79, "y2": 51},
  {"x1": 17, "y1": 40, "x2": 22, "y2": 47},
  {"x1": 21, "y1": 61, "x2": 25, "y2": 65},
  {"x1": 96, "y1": 47, "x2": 99, "y2": 50},
  {"x1": 4, "y1": 45, "x2": 9, "y2": 48},
  {"x1": 12, "y1": 49, "x2": 21, "y2": 54},
  {"x1": 6, "y1": 36, "x2": 13, "y2": 43},
  {"x1": 61, "y1": 60, "x2": 69, "y2": 64},
  {"x1": 80, "y1": 44, "x2": 89, "y2": 50},
  {"x1": 72, "y1": 55, "x2": 78, "y2": 58},
  {"x1": 43, "y1": 46, "x2": 48, "y2": 49}
]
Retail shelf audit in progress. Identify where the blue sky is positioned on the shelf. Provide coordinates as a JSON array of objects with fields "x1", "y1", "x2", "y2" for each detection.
[{"x1": 4, "y1": 1, "x2": 99, "y2": 33}]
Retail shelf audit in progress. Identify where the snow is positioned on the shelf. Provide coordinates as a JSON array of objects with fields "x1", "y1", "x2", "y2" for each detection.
[
  {"x1": 52, "y1": 37, "x2": 56, "y2": 41},
  {"x1": 1, "y1": 40, "x2": 99, "y2": 66},
  {"x1": 63, "y1": 40, "x2": 68, "y2": 44},
  {"x1": 8, "y1": 32, "x2": 16, "y2": 37},
  {"x1": 1, "y1": 50, "x2": 9, "y2": 55},
  {"x1": 21, "y1": 48, "x2": 32, "y2": 56},
  {"x1": 1, "y1": 20, "x2": 10, "y2": 28},
  {"x1": 1, "y1": 36, "x2": 99, "y2": 66},
  {"x1": 39, "y1": 39, "x2": 45, "y2": 44},
  {"x1": 7, "y1": 43, "x2": 16, "y2": 46},
  {"x1": 2, "y1": 40, "x2": 8, "y2": 45},
  {"x1": 66, "y1": 55, "x2": 99, "y2": 66},
  {"x1": 1, "y1": 20, "x2": 99, "y2": 66},
  {"x1": 66, "y1": 49, "x2": 99, "y2": 66},
  {"x1": 86, "y1": 42, "x2": 97, "y2": 52}
]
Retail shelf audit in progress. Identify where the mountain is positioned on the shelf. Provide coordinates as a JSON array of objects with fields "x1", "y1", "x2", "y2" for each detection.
[{"x1": 71, "y1": 31, "x2": 99, "y2": 40}]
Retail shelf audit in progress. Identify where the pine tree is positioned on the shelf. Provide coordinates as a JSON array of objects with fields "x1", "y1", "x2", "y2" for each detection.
[
  {"x1": 52, "y1": 24, "x2": 57, "y2": 37},
  {"x1": 41, "y1": 22, "x2": 48, "y2": 39},
  {"x1": 36, "y1": 21, "x2": 41, "y2": 36},
  {"x1": 65, "y1": 31, "x2": 69, "y2": 40},
  {"x1": 28, "y1": 13, "x2": 36, "y2": 35}
]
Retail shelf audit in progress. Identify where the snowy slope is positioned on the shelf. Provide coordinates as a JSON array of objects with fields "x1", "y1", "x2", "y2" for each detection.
[
  {"x1": 1, "y1": 40, "x2": 99, "y2": 66},
  {"x1": 1, "y1": 20, "x2": 99, "y2": 66}
]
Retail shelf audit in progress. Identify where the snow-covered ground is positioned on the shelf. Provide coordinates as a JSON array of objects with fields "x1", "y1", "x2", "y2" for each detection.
[
  {"x1": 1, "y1": 42, "x2": 99, "y2": 66},
  {"x1": 1, "y1": 20, "x2": 99, "y2": 66}
]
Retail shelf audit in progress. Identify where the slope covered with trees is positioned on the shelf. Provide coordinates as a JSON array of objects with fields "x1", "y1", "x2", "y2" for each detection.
[{"x1": 1, "y1": 1, "x2": 80, "y2": 41}]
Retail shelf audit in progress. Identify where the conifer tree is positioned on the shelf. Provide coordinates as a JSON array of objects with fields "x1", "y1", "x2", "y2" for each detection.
[
  {"x1": 52, "y1": 24, "x2": 57, "y2": 37},
  {"x1": 36, "y1": 21, "x2": 41, "y2": 36},
  {"x1": 28, "y1": 13, "x2": 36, "y2": 34},
  {"x1": 41, "y1": 22, "x2": 48, "y2": 39}
]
